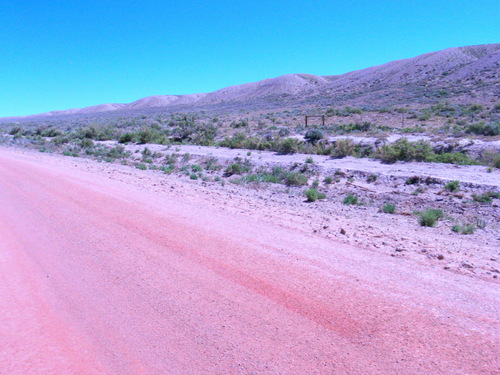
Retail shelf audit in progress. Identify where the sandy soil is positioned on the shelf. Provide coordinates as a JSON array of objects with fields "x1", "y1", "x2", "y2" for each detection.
[{"x1": 0, "y1": 147, "x2": 499, "y2": 374}]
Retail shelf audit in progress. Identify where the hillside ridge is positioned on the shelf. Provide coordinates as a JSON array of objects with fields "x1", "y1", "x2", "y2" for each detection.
[{"x1": 3, "y1": 43, "x2": 499, "y2": 120}]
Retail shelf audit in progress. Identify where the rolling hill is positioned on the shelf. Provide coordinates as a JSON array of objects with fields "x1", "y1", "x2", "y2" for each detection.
[{"x1": 3, "y1": 43, "x2": 499, "y2": 120}]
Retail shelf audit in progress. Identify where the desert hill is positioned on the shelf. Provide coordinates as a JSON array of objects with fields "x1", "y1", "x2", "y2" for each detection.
[
  {"x1": 3, "y1": 43, "x2": 499, "y2": 120},
  {"x1": 312, "y1": 44, "x2": 500, "y2": 106}
]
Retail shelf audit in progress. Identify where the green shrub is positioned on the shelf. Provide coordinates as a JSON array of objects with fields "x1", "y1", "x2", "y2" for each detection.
[
  {"x1": 219, "y1": 133, "x2": 247, "y2": 148},
  {"x1": 412, "y1": 188, "x2": 423, "y2": 195},
  {"x1": 335, "y1": 106, "x2": 363, "y2": 116},
  {"x1": 284, "y1": 172, "x2": 308, "y2": 186},
  {"x1": 276, "y1": 138, "x2": 301, "y2": 154},
  {"x1": 334, "y1": 122, "x2": 372, "y2": 133},
  {"x1": 164, "y1": 153, "x2": 178, "y2": 164},
  {"x1": 472, "y1": 191, "x2": 499, "y2": 203},
  {"x1": 305, "y1": 188, "x2": 326, "y2": 202},
  {"x1": 417, "y1": 209, "x2": 443, "y2": 227},
  {"x1": 9, "y1": 126, "x2": 23, "y2": 135},
  {"x1": 225, "y1": 163, "x2": 243, "y2": 176},
  {"x1": 62, "y1": 150, "x2": 78, "y2": 157},
  {"x1": 261, "y1": 166, "x2": 287, "y2": 184},
  {"x1": 305, "y1": 157, "x2": 314, "y2": 164},
  {"x1": 343, "y1": 193, "x2": 358, "y2": 205},
  {"x1": 331, "y1": 139, "x2": 356, "y2": 158},
  {"x1": 452, "y1": 223, "x2": 476, "y2": 234},
  {"x1": 472, "y1": 193, "x2": 490, "y2": 203},
  {"x1": 475, "y1": 217, "x2": 487, "y2": 229},
  {"x1": 161, "y1": 164, "x2": 175, "y2": 174},
  {"x1": 382, "y1": 203, "x2": 396, "y2": 214},
  {"x1": 490, "y1": 191, "x2": 500, "y2": 199},
  {"x1": 76, "y1": 126, "x2": 117, "y2": 141},
  {"x1": 467, "y1": 122, "x2": 500, "y2": 136},
  {"x1": 241, "y1": 136, "x2": 272, "y2": 151},
  {"x1": 189, "y1": 173, "x2": 198, "y2": 180},
  {"x1": 241, "y1": 174, "x2": 259, "y2": 183},
  {"x1": 39, "y1": 127, "x2": 63, "y2": 137},
  {"x1": 367, "y1": 174, "x2": 377, "y2": 183},
  {"x1": 204, "y1": 157, "x2": 220, "y2": 171},
  {"x1": 432, "y1": 152, "x2": 476, "y2": 165},
  {"x1": 324, "y1": 176, "x2": 334, "y2": 184},
  {"x1": 230, "y1": 119, "x2": 249, "y2": 128},
  {"x1": 304, "y1": 129, "x2": 324, "y2": 145},
  {"x1": 312, "y1": 142, "x2": 334, "y2": 156},
  {"x1": 229, "y1": 178, "x2": 242, "y2": 185},
  {"x1": 183, "y1": 124, "x2": 217, "y2": 146},
  {"x1": 376, "y1": 138, "x2": 434, "y2": 164},
  {"x1": 119, "y1": 132, "x2": 134, "y2": 143},
  {"x1": 191, "y1": 164, "x2": 202, "y2": 172},
  {"x1": 444, "y1": 180, "x2": 460, "y2": 192},
  {"x1": 406, "y1": 176, "x2": 421, "y2": 185},
  {"x1": 242, "y1": 171, "x2": 281, "y2": 184},
  {"x1": 136, "y1": 126, "x2": 168, "y2": 144},
  {"x1": 278, "y1": 127, "x2": 290, "y2": 137},
  {"x1": 494, "y1": 155, "x2": 500, "y2": 169},
  {"x1": 80, "y1": 138, "x2": 94, "y2": 148},
  {"x1": 51, "y1": 136, "x2": 70, "y2": 145},
  {"x1": 107, "y1": 145, "x2": 128, "y2": 159}
]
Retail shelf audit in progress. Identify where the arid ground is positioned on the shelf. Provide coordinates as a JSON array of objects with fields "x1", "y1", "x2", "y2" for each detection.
[{"x1": 1, "y1": 147, "x2": 498, "y2": 374}]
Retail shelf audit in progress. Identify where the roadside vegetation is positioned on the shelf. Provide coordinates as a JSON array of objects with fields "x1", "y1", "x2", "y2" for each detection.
[
  {"x1": 1, "y1": 131, "x2": 498, "y2": 238},
  {"x1": 2, "y1": 100, "x2": 499, "y2": 169},
  {"x1": 417, "y1": 209, "x2": 444, "y2": 227},
  {"x1": 305, "y1": 188, "x2": 326, "y2": 202},
  {"x1": 1, "y1": 102, "x2": 499, "y2": 240},
  {"x1": 382, "y1": 203, "x2": 396, "y2": 214}
]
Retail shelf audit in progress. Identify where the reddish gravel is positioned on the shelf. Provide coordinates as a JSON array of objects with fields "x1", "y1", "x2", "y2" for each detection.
[{"x1": 0, "y1": 148, "x2": 499, "y2": 374}]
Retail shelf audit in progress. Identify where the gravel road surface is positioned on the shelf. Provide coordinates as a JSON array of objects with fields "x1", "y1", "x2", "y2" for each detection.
[{"x1": 0, "y1": 149, "x2": 498, "y2": 374}]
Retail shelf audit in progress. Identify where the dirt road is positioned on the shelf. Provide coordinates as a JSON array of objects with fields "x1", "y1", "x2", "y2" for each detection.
[{"x1": 0, "y1": 148, "x2": 498, "y2": 374}]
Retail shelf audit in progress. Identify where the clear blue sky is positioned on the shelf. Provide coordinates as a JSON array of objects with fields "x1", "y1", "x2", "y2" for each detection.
[{"x1": 1, "y1": 0, "x2": 498, "y2": 117}]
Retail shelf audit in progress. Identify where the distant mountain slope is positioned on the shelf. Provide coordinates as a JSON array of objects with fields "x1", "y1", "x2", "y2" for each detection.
[
  {"x1": 125, "y1": 93, "x2": 207, "y2": 109},
  {"x1": 200, "y1": 74, "x2": 330, "y2": 104},
  {"x1": 40, "y1": 103, "x2": 127, "y2": 116},
  {"x1": 3, "y1": 43, "x2": 499, "y2": 120},
  {"x1": 320, "y1": 44, "x2": 500, "y2": 94}
]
